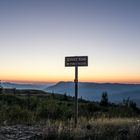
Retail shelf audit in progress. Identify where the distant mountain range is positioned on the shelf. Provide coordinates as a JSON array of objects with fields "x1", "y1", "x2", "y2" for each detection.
[
  {"x1": 45, "y1": 81, "x2": 140, "y2": 106},
  {"x1": 1, "y1": 81, "x2": 140, "y2": 106},
  {"x1": 0, "y1": 82, "x2": 53, "y2": 90}
]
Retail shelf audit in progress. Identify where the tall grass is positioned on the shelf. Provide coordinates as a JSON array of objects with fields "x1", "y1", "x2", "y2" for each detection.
[
  {"x1": 42, "y1": 117, "x2": 140, "y2": 140},
  {"x1": 0, "y1": 91, "x2": 140, "y2": 139}
]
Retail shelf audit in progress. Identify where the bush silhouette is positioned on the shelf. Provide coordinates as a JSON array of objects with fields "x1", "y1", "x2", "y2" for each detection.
[{"x1": 100, "y1": 92, "x2": 109, "y2": 106}]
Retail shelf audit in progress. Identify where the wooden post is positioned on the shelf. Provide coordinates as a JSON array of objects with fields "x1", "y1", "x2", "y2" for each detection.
[
  {"x1": 65, "y1": 56, "x2": 88, "y2": 128},
  {"x1": 74, "y1": 65, "x2": 78, "y2": 128}
]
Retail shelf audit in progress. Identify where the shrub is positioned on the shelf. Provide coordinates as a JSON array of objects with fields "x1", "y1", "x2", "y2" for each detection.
[{"x1": 100, "y1": 92, "x2": 109, "y2": 106}]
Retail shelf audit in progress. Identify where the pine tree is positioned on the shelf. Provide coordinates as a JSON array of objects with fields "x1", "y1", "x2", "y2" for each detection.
[{"x1": 100, "y1": 92, "x2": 108, "y2": 106}]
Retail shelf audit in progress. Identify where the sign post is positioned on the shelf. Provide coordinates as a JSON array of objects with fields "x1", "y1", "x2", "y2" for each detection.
[
  {"x1": 75, "y1": 65, "x2": 78, "y2": 127},
  {"x1": 65, "y1": 56, "x2": 88, "y2": 127}
]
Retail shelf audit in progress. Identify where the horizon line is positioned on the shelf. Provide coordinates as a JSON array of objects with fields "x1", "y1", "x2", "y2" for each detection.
[{"x1": 1, "y1": 80, "x2": 140, "y2": 85}]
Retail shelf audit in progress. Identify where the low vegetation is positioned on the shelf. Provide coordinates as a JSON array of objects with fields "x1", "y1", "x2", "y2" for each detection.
[
  {"x1": 0, "y1": 88, "x2": 140, "y2": 139},
  {"x1": 42, "y1": 117, "x2": 140, "y2": 140}
]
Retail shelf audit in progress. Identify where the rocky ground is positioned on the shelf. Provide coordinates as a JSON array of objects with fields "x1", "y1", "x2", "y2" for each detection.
[
  {"x1": 0, "y1": 125, "x2": 43, "y2": 140},
  {"x1": 0, "y1": 120, "x2": 140, "y2": 140}
]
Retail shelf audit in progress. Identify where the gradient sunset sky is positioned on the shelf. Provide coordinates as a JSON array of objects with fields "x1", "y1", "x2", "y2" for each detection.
[{"x1": 0, "y1": 0, "x2": 140, "y2": 83}]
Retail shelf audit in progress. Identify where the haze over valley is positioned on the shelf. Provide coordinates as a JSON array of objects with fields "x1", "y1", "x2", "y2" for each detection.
[{"x1": 1, "y1": 81, "x2": 140, "y2": 106}]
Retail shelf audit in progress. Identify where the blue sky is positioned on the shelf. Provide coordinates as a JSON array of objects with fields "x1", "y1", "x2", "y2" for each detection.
[{"x1": 0, "y1": 0, "x2": 140, "y2": 83}]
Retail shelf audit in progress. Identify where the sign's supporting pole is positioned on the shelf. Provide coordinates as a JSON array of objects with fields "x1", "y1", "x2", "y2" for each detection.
[{"x1": 74, "y1": 65, "x2": 78, "y2": 128}]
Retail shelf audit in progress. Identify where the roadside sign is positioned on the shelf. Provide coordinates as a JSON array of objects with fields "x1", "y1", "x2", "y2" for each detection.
[
  {"x1": 65, "y1": 56, "x2": 88, "y2": 67},
  {"x1": 65, "y1": 56, "x2": 88, "y2": 128}
]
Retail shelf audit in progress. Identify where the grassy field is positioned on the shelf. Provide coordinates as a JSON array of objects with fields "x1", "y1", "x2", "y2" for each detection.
[
  {"x1": 0, "y1": 88, "x2": 140, "y2": 140},
  {"x1": 42, "y1": 117, "x2": 140, "y2": 140}
]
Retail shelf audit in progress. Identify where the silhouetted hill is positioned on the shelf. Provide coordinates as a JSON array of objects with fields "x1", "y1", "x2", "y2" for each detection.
[
  {"x1": 1, "y1": 82, "x2": 53, "y2": 90},
  {"x1": 2, "y1": 81, "x2": 140, "y2": 106},
  {"x1": 45, "y1": 81, "x2": 140, "y2": 105}
]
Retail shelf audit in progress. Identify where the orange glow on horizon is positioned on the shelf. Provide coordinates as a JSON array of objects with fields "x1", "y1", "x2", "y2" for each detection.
[
  {"x1": 1, "y1": 77, "x2": 140, "y2": 84},
  {"x1": 1, "y1": 69, "x2": 140, "y2": 84}
]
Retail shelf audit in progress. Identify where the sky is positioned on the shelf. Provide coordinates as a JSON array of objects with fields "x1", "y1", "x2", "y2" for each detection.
[{"x1": 0, "y1": 0, "x2": 140, "y2": 84}]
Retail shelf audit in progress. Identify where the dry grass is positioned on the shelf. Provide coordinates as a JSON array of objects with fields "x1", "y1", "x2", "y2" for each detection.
[
  {"x1": 42, "y1": 117, "x2": 140, "y2": 140},
  {"x1": 80, "y1": 117, "x2": 138, "y2": 127}
]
